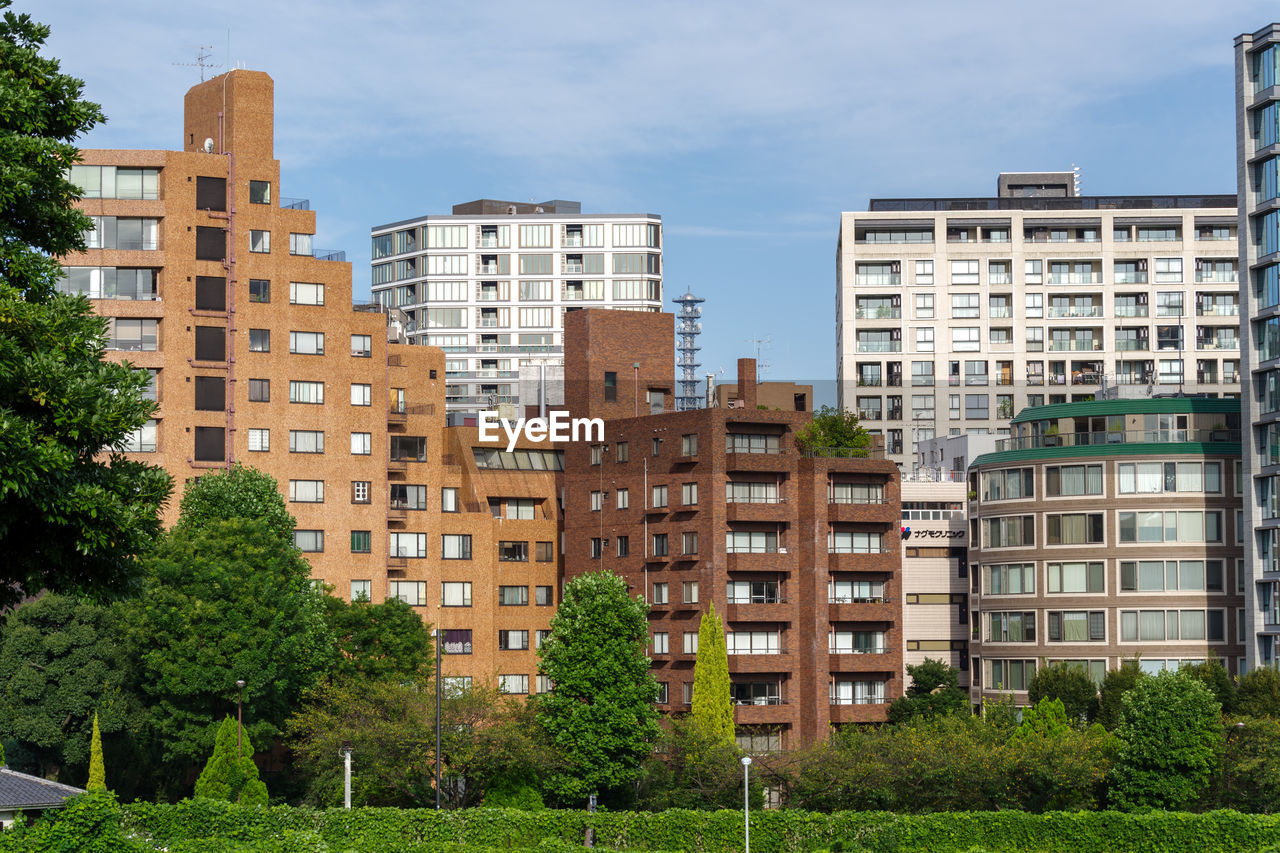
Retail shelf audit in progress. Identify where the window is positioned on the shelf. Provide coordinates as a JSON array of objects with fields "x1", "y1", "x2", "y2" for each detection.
[
  {"x1": 616, "y1": 536, "x2": 629, "y2": 557},
  {"x1": 349, "y1": 530, "x2": 371, "y2": 554},
  {"x1": 952, "y1": 327, "x2": 980, "y2": 352},
  {"x1": 351, "y1": 335, "x2": 372, "y2": 358},
  {"x1": 288, "y1": 480, "x2": 324, "y2": 503},
  {"x1": 442, "y1": 630, "x2": 472, "y2": 657},
  {"x1": 726, "y1": 434, "x2": 781, "y2": 454},
  {"x1": 678, "y1": 433, "x2": 699, "y2": 456},
  {"x1": 653, "y1": 633, "x2": 669, "y2": 654},
  {"x1": 350, "y1": 580, "x2": 372, "y2": 602},
  {"x1": 498, "y1": 675, "x2": 529, "y2": 695},
  {"x1": 1155, "y1": 257, "x2": 1183, "y2": 282},
  {"x1": 829, "y1": 482, "x2": 882, "y2": 504},
  {"x1": 289, "y1": 381, "x2": 324, "y2": 404},
  {"x1": 984, "y1": 563, "x2": 1035, "y2": 594},
  {"x1": 683, "y1": 632, "x2": 699, "y2": 654},
  {"x1": 351, "y1": 481, "x2": 370, "y2": 504},
  {"x1": 1120, "y1": 560, "x2": 1224, "y2": 593},
  {"x1": 290, "y1": 281, "x2": 324, "y2": 306},
  {"x1": 950, "y1": 259, "x2": 979, "y2": 284},
  {"x1": 604, "y1": 372, "x2": 617, "y2": 402},
  {"x1": 726, "y1": 631, "x2": 781, "y2": 655},
  {"x1": 442, "y1": 534, "x2": 472, "y2": 559},
  {"x1": 682, "y1": 482, "x2": 698, "y2": 506},
  {"x1": 248, "y1": 329, "x2": 270, "y2": 352},
  {"x1": 499, "y1": 630, "x2": 529, "y2": 651},
  {"x1": 828, "y1": 531, "x2": 883, "y2": 553},
  {"x1": 441, "y1": 488, "x2": 459, "y2": 512},
  {"x1": 951, "y1": 293, "x2": 980, "y2": 318},
  {"x1": 349, "y1": 432, "x2": 371, "y2": 455},
  {"x1": 652, "y1": 533, "x2": 668, "y2": 557},
  {"x1": 382, "y1": 581, "x2": 425, "y2": 607},
  {"x1": 248, "y1": 428, "x2": 269, "y2": 452},
  {"x1": 1045, "y1": 465, "x2": 1103, "y2": 497},
  {"x1": 289, "y1": 233, "x2": 313, "y2": 256},
  {"x1": 1118, "y1": 462, "x2": 1221, "y2": 494},
  {"x1": 616, "y1": 488, "x2": 629, "y2": 509},
  {"x1": 388, "y1": 533, "x2": 426, "y2": 558},
  {"x1": 987, "y1": 659, "x2": 1036, "y2": 691},
  {"x1": 985, "y1": 612, "x2": 1036, "y2": 643},
  {"x1": 1025, "y1": 259, "x2": 1043, "y2": 284},
  {"x1": 248, "y1": 378, "x2": 270, "y2": 402},
  {"x1": 249, "y1": 180, "x2": 270, "y2": 204},
  {"x1": 294, "y1": 530, "x2": 324, "y2": 552},
  {"x1": 499, "y1": 585, "x2": 528, "y2": 606},
  {"x1": 980, "y1": 468, "x2": 1033, "y2": 501},
  {"x1": 249, "y1": 230, "x2": 270, "y2": 253},
  {"x1": 248, "y1": 279, "x2": 270, "y2": 303},
  {"x1": 983, "y1": 516, "x2": 1035, "y2": 548},
  {"x1": 682, "y1": 581, "x2": 699, "y2": 604},
  {"x1": 1046, "y1": 513, "x2": 1104, "y2": 545},
  {"x1": 288, "y1": 430, "x2": 324, "y2": 453},
  {"x1": 590, "y1": 491, "x2": 602, "y2": 512},
  {"x1": 914, "y1": 259, "x2": 934, "y2": 284},
  {"x1": 651, "y1": 485, "x2": 668, "y2": 508},
  {"x1": 1120, "y1": 609, "x2": 1225, "y2": 642},
  {"x1": 915, "y1": 328, "x2": 934, "y2": 352},
  {"x1": 350, "y1": 384, "x2": 371, "y2": 406},
  {"x1": 536, "y1": 585, "x2": 554, "y2": 605},
  {"x1": 653, "y1": 582, "x2": 669, "y2": 604},
  {"x1": 915, "y1": 293, "x2": 935, "y2": 318},
  {"x1": 682, "y1": 531, "x2": 699, "y2": 555},
  {"x1": 499, "y1": 541, "x2": 528, "y2": 562},
  {"x1": 442, "y1": 582, "x2": 472, "y2": 607},
  {"x1": 589, "y1": 538, "x2": 602, "y2": 558},
  {"x1": 726, "y1": 531, "x2": 777, "y2": 553},
  {"x1": 616, "y1": 442, "x2": 629, "y2": 462},
  {"x1": 1118, "y1": 511, "x2": 1222, "y2": 543},
  {"x1": 1047, "y1": 562, "x2": 1105, "y2": 593},
  {"x1": 289, "y1": 331, "x2": 324, "y2": 355}
]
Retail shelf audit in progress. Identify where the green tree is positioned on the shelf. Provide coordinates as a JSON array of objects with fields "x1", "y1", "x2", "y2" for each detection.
[
  {"x1": 0, "y1": 594, "x2": 142, "y2": 784},
  {"x1": 638, "y1": 717, "x2": 762, "y2": 811},
  {"x1": 1109, "y1": 670, "x2": 1222, "y2": 810},
  {"x1": 127, "y1": 517, "x2": 332, "y2": 792},
  {"x1": 86, "y1": 711, "x2": 105, "y2": 790},
  {"x1": 194, "y1": 716, "x2": 267, "y2": 806},
  {"x1": 794, "y1": 405, "x2": 871, "y2": 455},
  {"x1": 0, "y1": 790, "x2": 145, "y2": 852},
  {"x1": 323, "y1": 594, "x2": 434, "y2": 684},
  {"x1": 886, "y1": 658, "x2": 967, "y2": 723},
  {"x1": 1208, "y1": 716, "x2": 1280, "y2": 812},
  {"x1": 174, "y1": 464, "x2": 295, "y2": 543},
  {"x1": 0, "y1": 4, "x2": 171, "y2": 609},
  {"x1": 1097, "y1": 659, "x2": 1144, "y2": 730},
  {"x1": 439, "y1": 685, "x2": 560, "y2": 809},
  {"x1": 1236, "y1": 666, "x2": 1280, "y2": 718},
  {"x1": 1027, "y1": 661, "x2": 1099, "y2": 724},
  {"x1": 1180, "y1": 659, "x2": 1236, "y2": 714},
  {"x1": 690, "y1": 601, "x2": 734, "y2": 756},
  {"x1": 537, "y1": 570, "x2": 660, "y2": 805}
]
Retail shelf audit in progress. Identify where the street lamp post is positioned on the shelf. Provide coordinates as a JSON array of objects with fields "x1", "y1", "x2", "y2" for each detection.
[
  {"x1": 235, "y1": 679, "x2": 246, "y2": 759},
  {"x1": 741, "y1": 755, "x2": 752, "y2": 853},
  {"x1": 340, "y1": 741, "x2": 353, "y2": 809}
]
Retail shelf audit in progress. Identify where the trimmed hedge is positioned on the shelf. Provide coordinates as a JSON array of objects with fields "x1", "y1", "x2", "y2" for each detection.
[{"x1": 117, "y1": 801, "x2": 1280, "y2": 852}]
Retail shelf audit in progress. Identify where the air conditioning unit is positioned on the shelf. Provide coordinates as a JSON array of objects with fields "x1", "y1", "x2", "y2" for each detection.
[{"x1": 778, "y1": 547, "x2": 788, "y2": 554}]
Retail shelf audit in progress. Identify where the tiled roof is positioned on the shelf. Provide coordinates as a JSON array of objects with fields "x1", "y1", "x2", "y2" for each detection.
[{"x1": 0, "y1": 767, "x2": 83, "y2": 810}]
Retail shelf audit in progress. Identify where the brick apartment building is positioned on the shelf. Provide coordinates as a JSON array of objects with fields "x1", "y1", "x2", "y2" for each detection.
[
  {"x1": 561, "y1": 310, "x2": 903, "y2": 749},
  {"x1": 63, "y1": 70, "x2": 560, "y2": 693}
]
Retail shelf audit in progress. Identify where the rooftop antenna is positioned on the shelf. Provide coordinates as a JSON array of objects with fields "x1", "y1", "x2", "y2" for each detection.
[
  {"x1": 746, "y1": 335, "x2": 771, "y2": 378},
  {"x1": 174, "y1": 45, "x2": 218, "y2": 82},
  {"x1": 672, "y1": 290, "x2": 705, "y2": 411}
]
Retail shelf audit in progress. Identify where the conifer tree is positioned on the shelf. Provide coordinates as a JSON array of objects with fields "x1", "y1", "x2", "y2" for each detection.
[
  {"x1": 690, "y1": 602, "x2": 735, "y2": 751},
  {"x1": 194, "y1": 715, "x2": 268, "y2": 806},
  {"x1": 86, "y1": 710, "x2": 105, "y2": 790}
]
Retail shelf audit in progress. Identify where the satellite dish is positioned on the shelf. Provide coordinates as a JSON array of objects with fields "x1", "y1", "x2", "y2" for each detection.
[{"x1": 203, "y1": 138, "x2": 215, "y2": 154}]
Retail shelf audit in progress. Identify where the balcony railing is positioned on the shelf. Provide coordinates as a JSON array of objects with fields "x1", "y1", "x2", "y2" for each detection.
[
  {"x1": 855, "y1": 342, "x2": 902, "y2": 353},
  {"x1": 828, "y1": 595, "x2": 890, "y2": 604},
  {"x1": 831, "y1": 695, "x2": 890, "y2": 705},
  {"x1": 1047, "y1": 339, "x2": 1102, "y2": 352},
  {"x1": 732, "y1": 696, "x2": 785, "y2": 706},
  {"x1": 1197, "y1": 304, "x2": 1240, "y2": 316},
  {"x1": 854, "y1": 274, "x2": 901, "y2": 286},
  {"x1": 995, "y1": 428, "x2": 1241, "y2": 452},
  {"x1": 1047, "y1": 306, "x2": 1103, "y2": 318},
  {"x1": 280, "y1": 197, "x2": 310, "y2": 210},
  {"x1": 315, "y1": 248, "x2": 346, "y2": 262},
  {"x1": 830, "y1": 646, "x2": 888, "y2": 655},
  {"x1": 1196, "y1": 272, "x2": 1239, "y2": 283},
  {"x1": 854, "y1": 308, "x2": 901, "y2": 319},
  {"x1": 1114, "y1": 306, "x2": 1148, "y2": 317},
  {"x1": 1047, "y1": 272, "x2": 1102, "y2": 284}
]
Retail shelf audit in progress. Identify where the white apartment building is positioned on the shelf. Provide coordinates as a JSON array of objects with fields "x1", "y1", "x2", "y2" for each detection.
[
  {"x1": 371, "y1": 199, "x2": 663, "y2": 416},
  {"x1": 1237, "y1": 25, "x2": 1280, "y2": 670},
  {"x1": 837, "y1": 172, "x2": 1241, "y2": 470}
]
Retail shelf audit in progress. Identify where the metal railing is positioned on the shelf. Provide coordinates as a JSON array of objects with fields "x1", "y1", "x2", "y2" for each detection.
[
  {"x1": 315, "y1": 248, "x2": 346, "y2": 262},
  {"x1": 994, "y1": 428, "x2": 1241, "y2": 452},
  {"x1": 280, "y1": 197, "x2": 310, "y2": 210}
]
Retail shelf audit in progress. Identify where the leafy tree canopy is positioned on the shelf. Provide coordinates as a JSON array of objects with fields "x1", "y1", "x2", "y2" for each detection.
[
  {"x1": 794, "y1": 405, "x2": 871, "y2": 455},
  {"x1": 1028, "y1": 661, "x2": 1099, "y2": 724},
  {"x1": 1236, "y1": 665, "x2": 1280, "y2": 718},
  {"x1": 175, "y1": 464, "x2": 294, "y2": 543},
  {"x1": 1109, "y1": 670, "x2": 1222, "y2": 810},
  {"x1": 887, "y1": 658, "x2": 967, "y2": 723},
  {"x1": 1180, "y1": 659, "x2": 1236, "y2": 714},
  {"x1": 537, "y1": 570, "x2": 660, "y2": 804},
  {"x1": 322, "y1": 594, "x2": 433, "y2": 685},
  {"x1": 127, "y1": 517, "x2": 332, "y2": 782},
  {"x1": 1097, "y1": 659, "x2": 1144, "y2": 730},
  {"x1": 0, "y1": 594, "x2": 142, "y2": 783}
]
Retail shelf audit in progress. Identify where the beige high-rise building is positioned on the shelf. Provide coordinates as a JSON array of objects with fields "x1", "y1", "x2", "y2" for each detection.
[{"x1": 837, "y1": 173, "x2": 1240, "y2": 471}]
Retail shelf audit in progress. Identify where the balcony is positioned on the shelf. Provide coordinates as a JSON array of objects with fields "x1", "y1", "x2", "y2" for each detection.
[
  {"x1": 725, "y1": 448, "x2": 791, "y2": 472},
  {"x1": 726, "y1": 501, "x2": 791, "y2": 523},
  {"x1": 726, "y1": 551, "x2": 792, "y2": 572},
  {"x1": 280, "y1": 197, "x2": 310, "y2": 210},
  {"x1": 1196, "y1": 272, "x2": 1239, "y2": 283},
  {"x1": 564, "y1": 262, "x2": 585, "y2": 274},
  {"x1": 315, "y1": 248, "x2": 346, "y2": 262},
  {"x1": 854, "y1": 307, "x2": 901, "y2": 320},
  {"x1": 1047, "y1": 306, "x2": 1103, "y2": 318},
  {"x1": 854, "y1": 274, "x2": 901, "y2": 287},
  {"x1": 725, "y1": 601, "x2": 791, "y2": 623},
  {"x1": 829, "y1": 599, "x2": 896, "y2": 622},
  {"x1": 855, "y1": 341, "x2": 902, "y2": 353},
  {"x1": 1114, "y1": 305, "x2": 1148, "y2": 318},
  {"x1": 1047, "y1": 338, "x2": 1102, "y2": 352},
  {"x1": 1197, "y1": 304, "x2": 1239, "y2": 316},
  {"x1": 1115, "y1": 339, "x2": 1149, "y2": 352},
  {"x1": 1047, "y1": 272, "x2": 1102, "y2": 285}
]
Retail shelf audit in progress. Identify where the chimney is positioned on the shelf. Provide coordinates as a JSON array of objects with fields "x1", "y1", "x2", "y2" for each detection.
[
  {"x1": 737, "y1": 358, "x2": 757, "y2": 409},
  {"x1": 705, "y1": 373, "x2": 715, "y2": 408}
]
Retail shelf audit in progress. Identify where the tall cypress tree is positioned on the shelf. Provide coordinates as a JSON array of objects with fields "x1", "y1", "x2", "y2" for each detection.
[
  {"x1": 86, "y1": 710, "x2": 105, "y2": 790},
  {"x1": 690, "y1": 602, "x2": 735, "y2": 752}
]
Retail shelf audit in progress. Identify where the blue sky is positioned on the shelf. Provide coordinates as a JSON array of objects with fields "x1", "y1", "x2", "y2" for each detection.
[{"x1": 38, "y1": 0, "x2": 1277, "y2": 396}]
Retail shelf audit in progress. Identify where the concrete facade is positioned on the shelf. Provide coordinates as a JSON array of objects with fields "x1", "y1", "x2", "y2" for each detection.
[
  {"x1": 967, "y1": 399, "x2": 1245, "y2": 706},
  {"x1": 370, "y1": 202, "x2": 664, "y2": 417},
  {"x1": 561, "y1": 312, "x2": 903, "y2": 750},
  {"x1": 900, "y1": 479, "x2": 970, "y2": 687},
  {"x1": 837, "y1": 174, "x2": 1241, "y2": 470}
]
